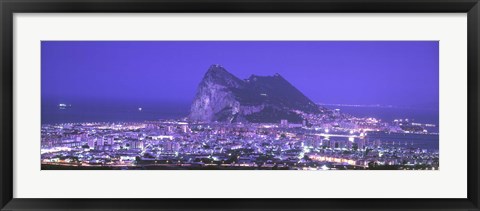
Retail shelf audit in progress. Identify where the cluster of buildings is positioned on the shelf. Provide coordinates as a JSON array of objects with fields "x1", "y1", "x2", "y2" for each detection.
[{"x1": 41, "y1": 112, "x2": 439, "y2": 170}]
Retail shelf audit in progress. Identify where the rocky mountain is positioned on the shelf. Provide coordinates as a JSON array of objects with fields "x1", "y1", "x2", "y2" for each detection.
[{"x1": 189, "y1": 65, "x2": 322, "y2": 123}]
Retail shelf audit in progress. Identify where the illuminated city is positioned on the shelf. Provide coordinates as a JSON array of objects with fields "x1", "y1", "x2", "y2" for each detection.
[{"x1": 41, "y1": 112, "x2": 439, "y2": 170}]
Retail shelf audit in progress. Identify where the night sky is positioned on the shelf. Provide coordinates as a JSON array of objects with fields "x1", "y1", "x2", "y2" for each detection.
[{"x1": 42, "y1": 41, "x2": 439, "y2": 109}]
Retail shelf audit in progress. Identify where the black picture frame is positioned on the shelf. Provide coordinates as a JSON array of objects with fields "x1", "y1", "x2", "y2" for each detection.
[{"x1": 1, "y1": 0, "x2": 479, "y2": 210}]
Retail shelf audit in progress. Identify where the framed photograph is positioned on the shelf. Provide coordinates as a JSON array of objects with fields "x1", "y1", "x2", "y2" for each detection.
[{"x1": 1, "y1": 0, "x2": 479, "y2": 210}]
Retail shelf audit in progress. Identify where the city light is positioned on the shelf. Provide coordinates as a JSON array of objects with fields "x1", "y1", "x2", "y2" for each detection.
[{"x1": 41, "y1": 116, "x2": 439, "y2": 170}]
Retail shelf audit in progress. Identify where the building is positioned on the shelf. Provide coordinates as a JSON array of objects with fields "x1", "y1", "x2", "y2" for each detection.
[{"x1": 280, "y1": 119, "x2": 288, "y2": 127}]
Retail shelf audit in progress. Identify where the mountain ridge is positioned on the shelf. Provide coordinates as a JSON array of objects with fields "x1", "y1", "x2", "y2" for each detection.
[{"x1": 189, "y1": 65, "x2": 323, "y2": 123}]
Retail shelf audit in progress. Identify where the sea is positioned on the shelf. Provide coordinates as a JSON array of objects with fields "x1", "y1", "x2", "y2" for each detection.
[
  {"x1": 41, "y1": 101, "x2": 191, "y2": 124},
  {"x1": 323, "y1": 105, "x2": 439, "y2": 125},
  {"x1": 366, "y1": 132, "x2": 439, "y2": 151},
  {"x1": 42, "y1": 102, "x2": 439, "y2": 125}
]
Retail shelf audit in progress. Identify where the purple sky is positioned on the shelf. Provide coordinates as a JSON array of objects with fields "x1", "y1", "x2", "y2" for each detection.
[{"x1": 41, "y1": 41, "x2": 439, "y2": 109}]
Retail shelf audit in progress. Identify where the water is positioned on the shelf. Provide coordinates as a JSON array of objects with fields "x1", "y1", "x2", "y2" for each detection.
[
  {"x1": 324, "y1": 105, "x2": 439, "y2": 125},
  {"x1": 41, "y1": 101, "x2": 190, "y2": 124},
  {"x1": 367, "y1": 131, "x2": 439, "y2": 150}
]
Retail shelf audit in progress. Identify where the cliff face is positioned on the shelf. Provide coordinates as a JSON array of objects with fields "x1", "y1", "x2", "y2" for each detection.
[{"x1": 189, "y1": 65, "x2": 321, "y2": 123}]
